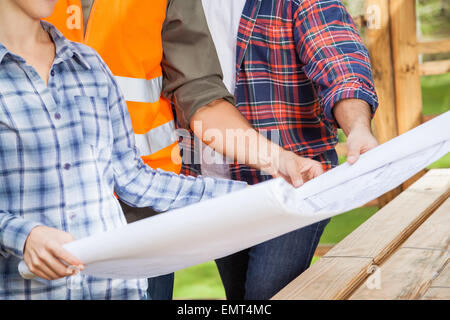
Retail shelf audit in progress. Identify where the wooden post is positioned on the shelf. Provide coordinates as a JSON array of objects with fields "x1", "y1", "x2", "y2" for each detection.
[
  {"x1": 364, "y1": 0, "x2": 402, "y2": 205},
  {"x1": 389, "y1": 0, "x2": 424, "y2": 188},
  {"x1": 389, "y1": 0, "x2": 422, "y2": 134}
]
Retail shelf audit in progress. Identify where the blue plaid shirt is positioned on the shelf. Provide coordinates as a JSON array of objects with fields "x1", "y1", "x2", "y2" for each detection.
[{"x1": 0, "y1": 22, "x2": 246, "y2": 300}]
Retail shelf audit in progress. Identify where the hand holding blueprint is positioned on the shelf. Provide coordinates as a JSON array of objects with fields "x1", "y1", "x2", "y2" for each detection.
[{"x1": 20, "y1": 112, "x2": 450, "y2": 280}]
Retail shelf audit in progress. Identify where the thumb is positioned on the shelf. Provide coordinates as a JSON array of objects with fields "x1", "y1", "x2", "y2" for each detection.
[
  {"x1": 287, "y1": 161, "x2": 304, "y2": 188},
  {"x1": 346, "y1": 142, "x2": 361, "y2": 165}
]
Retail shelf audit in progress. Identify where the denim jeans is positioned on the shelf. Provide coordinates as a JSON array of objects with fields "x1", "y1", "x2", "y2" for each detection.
[
  {"x1": 215, "y1": 218, "x2": 331, "y2": 300},
  {"x1": 147, "y1": 273, "x2": 174, "y2": 300}
]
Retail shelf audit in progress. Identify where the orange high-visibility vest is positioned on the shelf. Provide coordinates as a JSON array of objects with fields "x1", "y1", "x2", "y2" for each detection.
[{"x1": 46, "y1": 0, "x2": 181, "y2": 173}]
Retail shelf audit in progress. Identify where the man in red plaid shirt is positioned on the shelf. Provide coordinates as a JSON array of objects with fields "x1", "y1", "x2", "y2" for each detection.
[{"x1": 179, "y1": 0, "x2": 379, "y2": 300}]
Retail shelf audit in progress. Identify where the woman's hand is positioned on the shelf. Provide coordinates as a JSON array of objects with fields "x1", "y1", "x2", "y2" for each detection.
[{"x1": 23, "y1": 226, "x2": 84, "y2": 280}]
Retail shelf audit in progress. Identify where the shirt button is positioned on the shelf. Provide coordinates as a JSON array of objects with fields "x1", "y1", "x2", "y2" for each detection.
[
  {"x1": 69, "y1": 213, "x2": 77, "y2": 220},
  {"x1": 64, "y1": 163, "x2": 71, "y2": 170},
  {"x1": 54, "y1": 112, "x2": 61, "y2": 120},
  {"x1": 50, "y1": 70, "x2": 55, "y2": 77}
]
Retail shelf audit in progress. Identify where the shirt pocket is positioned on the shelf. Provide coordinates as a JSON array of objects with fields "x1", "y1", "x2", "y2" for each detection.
[
  {"x1": 252, "y1": 20, "x2": 295, "y2": 50},
  {"x1": 74, "y1": 96, "x2": 113, "y2": 150}
]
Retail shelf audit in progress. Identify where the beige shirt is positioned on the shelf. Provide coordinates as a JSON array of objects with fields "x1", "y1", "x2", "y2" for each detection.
[{"x1": 80, "y1": 0, "x2": 234, "y2": 128}]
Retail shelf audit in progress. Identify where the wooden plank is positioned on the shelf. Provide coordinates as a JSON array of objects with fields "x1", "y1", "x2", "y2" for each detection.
[
  {"x1": 313, "y1": 244, "x2": 334, "y2": 257},
  {"x1": 419, "y1": 59, "x2": 450, "y2": 76},
  {"x1": 349, "y1": 249, "x2": 448, "y2": 299},
  {"x1": 273, "y1": 170, "x2": 450, "y2": 300},
  {"x1": 389, "y1": 0, "x2": 423, "y2": 135},
  {"x1": 389, "y1": 0, "x2": 425, "y2": 189},
  {"x1": 401, "y1": 197, "x2": 450, "y2": 251},
  {"x1": 417, "y1": 39, "x2": 450, "y2": 55},
  {"x1": 421, "y1": 251, "x2": 449, "y2": 299},
  {"x1": 364, "y1": 0, "x2": 402, "y2": 206},
  {"x1": 420, "y1": 287, "x2": 450, "y2": 300},
  {"x1": 349, "y1": 198, "x2": 450, "y2": 299},
  {"x1": 324, "y1": 169, "x2": 450, "y2": 264},
  {"x1": 402, "y1": 169, "x2": 428, "y2": 190},
  {"x1": 271, "y1": 257, "x2": 373, "y2": 300},
  {"x1": 365, "y1": 0, "x2": 399, "y2": 144},
  {"x1": 426, "y1": 262, "x2": 450, "y2": 288}
]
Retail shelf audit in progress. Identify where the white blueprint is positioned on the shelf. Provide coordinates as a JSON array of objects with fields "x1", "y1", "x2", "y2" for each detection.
[{"x1": 20, "y1": 112, "x2": 450, "y2": 280}]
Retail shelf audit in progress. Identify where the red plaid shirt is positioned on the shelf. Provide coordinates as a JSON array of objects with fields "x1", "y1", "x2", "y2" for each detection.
[{"x1": 180, "y1": 0, "x2": 378, "y2": 184}]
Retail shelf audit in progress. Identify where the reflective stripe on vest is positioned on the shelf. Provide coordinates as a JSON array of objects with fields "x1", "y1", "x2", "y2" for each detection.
[
  {"x1": 135, "y1": 120, "x2": 178, "y2": 156},
  {"x1": 114, "y1": 76, "x2": 177, "y2": 156},
  {"x1": 115, "y1": 76, "x2": 162, "y2": 103}
]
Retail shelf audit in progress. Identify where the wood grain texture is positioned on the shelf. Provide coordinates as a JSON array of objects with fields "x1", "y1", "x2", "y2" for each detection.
[
  {"x1": 427, "y1": 262, "x2": 450, "y2": 288},
  {"x1": 417, "y1": 39, "x2": 450, "y2": 55},
  {"x1": 271, "y1": 257, "x2": 373, "y2": 300},
  {"x1": 323, "y1": 170, "x2": 450, "y2": 263},
  {"x1": 389, "y1": 0, "x2": 425, "y2": 189},
  {"x1": 421, "y1": 257, "x2": 449, "y2": 299},
  {"x1": 420, "y1": 287, "x2": 450, "y2": 300},
  {"x1": 364, "y1": 0, "x2": 402, "y2": 206},
  {"x1": 389, "y1": 0, "x2": 423, "y2": 134},
  {"x1": 365, "y1": 0, "x2": 398, "y2": 145},
  {"x1": 401, "y1": 198, "x2": 450, "y2": 251},
  {"x1": 419, "y1": 59, "x2": 450, "y2": 76},
  {"x1": 402, "y1": 169, "x2": 427, "y2": 190},
  {"x1": 349, "y1": 248, "x2": 448, "y2": 299},
  {"x1": 350, "y1": 198, "x2": 450, "y2": 299},
  {"x1": 273, "y1": 170, "x2": 450, "y2": 300},
  {"x1": 313, "y1": 244, "x2": 334, "y2": 257}
]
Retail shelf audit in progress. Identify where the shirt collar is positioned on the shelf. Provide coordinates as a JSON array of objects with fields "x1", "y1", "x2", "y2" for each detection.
[
  {"x1": 236, "y1": 0, "x2": 261, "y2": 76},
  {"x1": 0, "y1": 40, "x2": 14, "y2": 64},
  {"x1": 0, "y1": 44, "x2": 7, "y2": 64},
  {"x1": 40, "y1": 21, "x2": 92, "y2": 70},
  {"x1": 0, "y1": 21, "x2": 91, "y2": 70}
]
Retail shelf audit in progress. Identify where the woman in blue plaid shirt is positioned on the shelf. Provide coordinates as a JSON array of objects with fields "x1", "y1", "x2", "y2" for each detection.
[
  {"x1": 0, "y1": 0, "x2": 252, "y2": 300},
  {"x1": 0, "y1": 0, "x2": 334, "y2": 300}
]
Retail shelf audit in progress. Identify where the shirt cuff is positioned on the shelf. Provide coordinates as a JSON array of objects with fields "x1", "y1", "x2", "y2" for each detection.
[
  {"x1": 202, "y1": 177, "x2": 248, "y2": 200},
  {"x1": 321, "y1": 78, "x2": 379, "y2": 128},
  {"x1": 172, "y1": 76, "x2": 236, "y2": 129},
  {"x1": 0, "y1": 215, "x2": 43, "y2": 259}
]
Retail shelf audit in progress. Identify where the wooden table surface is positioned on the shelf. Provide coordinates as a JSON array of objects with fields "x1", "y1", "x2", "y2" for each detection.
[{"x1": 272, "y1": 169, "x2": 450, "y2": 300}]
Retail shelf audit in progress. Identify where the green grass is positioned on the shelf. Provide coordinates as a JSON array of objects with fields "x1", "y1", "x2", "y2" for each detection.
[
  {"x1": 419, "y1": 73, "x2": 449, "y2": 169},
  {"x1": 428, "y1": 153, "x2": 450, "y2": 169},
  {"x1": 174, "y1": 261, "x2": 226, "y2": 299},
  {"x1": 421, "y1": 73, "x2": 450, "y2": 116}
]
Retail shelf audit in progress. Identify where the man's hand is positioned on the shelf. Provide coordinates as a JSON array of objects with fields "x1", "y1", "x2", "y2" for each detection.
[
  {"x1": 346, "y1": 125, "x2": 379, "y2": 164},
  {"x1": 333, "y1": 99, "x2": 379, "y2": 165},
  {"x1": 23, "y1": 226, "x2": 84, "y2": 281},
  {"x1": 266, "y1": 150, "x2": 324, "y2": 188}
]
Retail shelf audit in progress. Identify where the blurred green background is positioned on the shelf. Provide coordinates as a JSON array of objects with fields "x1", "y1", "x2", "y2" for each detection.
[{"x1": 173, "y1": 0, "x2": 450, "y2": 299}]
